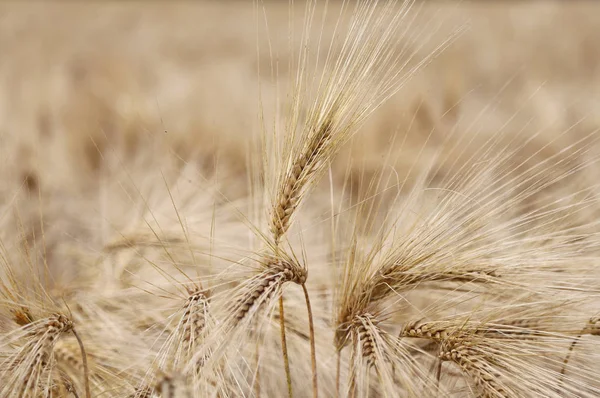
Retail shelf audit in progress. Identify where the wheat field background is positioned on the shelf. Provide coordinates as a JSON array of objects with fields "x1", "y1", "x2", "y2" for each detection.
[
  {"x1": 2, "y1": 1, "x2": 599, "y2": 193},
  {"x1": 1, "y1": 1, "x2": 600, "y2": 397}
]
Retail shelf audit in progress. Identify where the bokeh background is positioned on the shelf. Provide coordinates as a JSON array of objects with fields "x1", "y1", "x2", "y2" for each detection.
[{"x1": 1, "y1": 1, "x2": 599, "y2": 202}]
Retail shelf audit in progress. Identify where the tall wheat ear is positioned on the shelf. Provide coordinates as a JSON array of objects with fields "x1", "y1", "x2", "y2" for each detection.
[
  {"x1": 332, "y1": 117, "x2": 600, "y2": 397},
  {"x1": 245, "y1": 1, "x2": 465, "y2": 395}
]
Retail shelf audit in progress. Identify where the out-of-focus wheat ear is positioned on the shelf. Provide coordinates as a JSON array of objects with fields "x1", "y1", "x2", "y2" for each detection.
[
  {"x1": 135, "y1": 284, "x2": 212, "y2": 394},
  {"x1": 137, "y1": 373, "x2": 191, "y2": 398},
  {"x1": 53, "y1": 369, "x2": 78, "y2": 397},
  {"x1": 560, "y1": 316, "x2": 600, "y2": 383},
  {"x1": 179, "y1": 287, "x2": 210, "y2": 365},
  {"x1": 155, "y1": 373, "x2": 191, "y2": 398},
  {"x1": 54, "y1": 337, "x2": 95, "y2": 396},
  {"x1": 128, "y1": 386, "x2": 153, "y2": 398},
  {"x1": 0, "y1": 313, "x2": 73, "y2": 397}
]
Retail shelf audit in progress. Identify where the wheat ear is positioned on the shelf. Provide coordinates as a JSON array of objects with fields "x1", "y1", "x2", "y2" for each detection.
[
  {"x1": 439, "y1": 340, "x2": 510, "y2": 398},
  {"x1": 268, "y1": 117, "x2": 332, "y2": 396}
]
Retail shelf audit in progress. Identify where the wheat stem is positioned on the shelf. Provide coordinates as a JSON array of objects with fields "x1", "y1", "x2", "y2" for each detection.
[
  {"x1": 279, "y1": 295, "x2": 293, "y2": 398},
  {"x1": 254, "y1": 333, "x2": 261, "y2": 398},
  {"x1": 72, "y1": 328, "x2": 91, "y2": 398},
  {"x1": 435, "y1": 358, "x2": 442, "y2": 390},
  {"x1": 302, "y1": 283, "x2": 318, "y2": 398},
  {"x1": 348, "y1": 340, "x2": 358, "y2": 398},
  {"x1": 336, "y1": 349, "x2": 341, "y2": 398}
]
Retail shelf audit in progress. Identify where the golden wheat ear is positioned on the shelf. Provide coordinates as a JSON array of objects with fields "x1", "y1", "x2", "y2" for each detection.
[
  {"x1": 264, "y1": 0, "x2": 463, "y2": 247},
  {"x1": 251, "y1": 1, "x2": 463, "y2": 395}
]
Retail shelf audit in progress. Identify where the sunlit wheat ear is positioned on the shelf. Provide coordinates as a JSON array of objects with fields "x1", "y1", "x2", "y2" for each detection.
[
  {"x1": 270, "y1": 118, "x2": 333, "y2": 244},
  {"x1": 266, "y1": 0, "x2": 461, "y2": 245},
  {"x1": 335, "y1": 141, "x2": 600, "y2": 326},
  {"x1": 0, "y1": 312, "x2": 90, "y2": 398},
  {"x1": 180, "y1": 256, "x2": 306, "y2": 379},
  {"x1": 333, "y1": 163, "x2": 507, "y2": 347},
  {"x1": 400, "y1": 314, "x2": 547, "y2": 343},
  {"x1": 401, "y1": 319, "x2": 472, "y2": 342},
  {"x1": 344, "y1": 313, "x2": 387, "y2": 396}
]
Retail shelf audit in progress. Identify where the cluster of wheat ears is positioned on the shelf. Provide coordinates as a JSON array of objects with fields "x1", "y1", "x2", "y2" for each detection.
[{"x1": 1, "y1": 1, "x2": 600, "y2": 397}]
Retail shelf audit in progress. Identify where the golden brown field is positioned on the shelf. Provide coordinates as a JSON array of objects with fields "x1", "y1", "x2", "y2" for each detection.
[{"x1": 1, "y1": 1, "x2": 600, "y2": 397}]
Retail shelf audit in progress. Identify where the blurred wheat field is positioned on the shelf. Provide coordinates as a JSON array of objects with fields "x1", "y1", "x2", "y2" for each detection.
[
  {"x1": 1, "y1": 1, "x2": 599, "y2": 190},
  {"x1": 1, "y1": 1, "x2": 600, "y2": 397}
]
